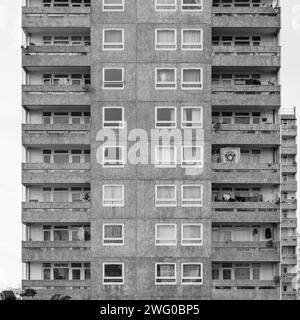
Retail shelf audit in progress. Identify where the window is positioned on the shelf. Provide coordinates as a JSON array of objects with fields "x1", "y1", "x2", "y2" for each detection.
[
  {"x1": 103, "y1": 29, "x2": 124, "y2": 50},
  {"x1": 155, "y1": 263, "x2": 176, "y2": 284},
  {"x1": 103, "y1": 146, "x2": 124, "y2": 167},
  {"x1": 53, "y1": 226, "x2": 69, "y2": 241},
  {"x1": 181, "y1": 224, "x2": 203, "y2": 246},
  {"x1": 155, "y1": 107, "x2": 177, "y2": 128},
  {"x1": 53, "y1": 264, "x2": 69, "y2": 280},
  {"x1": 181, "y1": 185, "x2": 203, "y2": 207},
  {"x1": 181, "y1": 29, "x2": 203, "y2": 50},
  {"x1": 181, "y1": 146, "x2": 203, "y2": 168},
  {"x1": 103, "y1": 107, "x2": 124, "y2": 128},
  {"x1": 103, "y1": 224, "x2": 124, "y2": 245},
  {"x1": 103, "y1": 68, "x2": 124, "y2": 89},
  {"x1": 155, "y1": 224, "x2": 177, "y2": 246},
  {"x1": 103, "y1": 263, "x2": 124, "y2": 285},
  {"x1": 155, "y1": 145, "x2": 176, "y2": 168},
  {"x1": 181, "y1": 107, "x2": 203, "y2": 128},
  {"x1": 155, "y1": 185, "x2": 177, "y2": 207},
  {"x1": 155, "y1": 68, "x2": 177, "y2": 89},
  {"x1": 181, "y1": 263, "x2": 203, "y2": 285},
  {"x1": 102, "y1": 0, "x2": 124, "y2": 11},
  {"x1": 155, "y1": 29, "x2": 177, "y2": 50},
  {"x1": 102, "y1": 185, "x2": 124, "y2": 207},
  {"x1": 181, "y1": 68, "x2": 202, "y2": 89},
  {"x1": 155, "y1": 0, "x2": 177, "y2": 11},
  {"x1": 181, "y1": 0, "x2": 203, "y2": 11}
]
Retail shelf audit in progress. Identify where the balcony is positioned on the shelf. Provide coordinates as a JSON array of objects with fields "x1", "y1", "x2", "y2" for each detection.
[
  {"x1": 212, "y1": 242, "x2": 280, "y2": 262},
  {"x1": 22, "y1": 46, "x2": 90, "y2": 69},
  {"x1": 22, "y1": 163, "x2": 91, "y2": 185},
  {"x1": 212, "y1": 46, "x2": 280, "y2": 69},
  {"x1": 212, "y1": 7, "x2": 280, "y2": 29},
  {"x1": 22, "y1": 201, "x2": 90, "y2": 223},
  {"x1": 212, "y1": 85, "x2": 280, "y2": 106},
  {"x1": 212, "y1": 124, "x2": 280, "y2": 145},
  {"x1": 281, "y1": 146, "x2": 297, "y2": 155},
  {"x1": 212, "y1": 163, "x2": 280, "y2": 184},
  {"x1": 22, "y1": 7, "x2": 90, "y2": 32},
  {"x1": 282, "y1": 164, "x2": 297, "y2": 174},
  {"x1": 22, "y1": 241, "x2": 90, "y2": 262},
  {"x1": 22, "y1": 124, "x2": 90, "y2": 146},
  {"x1": 281, "y1": 182, "x2": 297, "y2": 192},
  {"x1": 282, "y1": 291, "x2": 297, "y2": 300},
  {"x1": 281, "y1": 255, "x2": 297, "y2": 265},
  {"x1": 212, "y1": 202, "x2": 280, "y2": 223},
  {"x1": 281, "y1": 218, "x2": 297, "y2": 229},
  {"x1": 22, "y1": 280, "x2": 90, "y2": 300},
  {"x1": 212, "y1": 280, "x2": 279, "y2": 300},
  {"x1": 22, "y1": 85, "x2": 91, "y2": 106},
  {"x1": 282, "y1": 200, "x2": 297, "y2": 210},
  {"x1": 282, "y1": 273, "x2": 297, "y2": 284},
  {"x1": 281, "y1": 236, "x2": 297, "y2": 247},
  {"x1": 282, "y1": 126, "x2": 297, "y2": 137}
]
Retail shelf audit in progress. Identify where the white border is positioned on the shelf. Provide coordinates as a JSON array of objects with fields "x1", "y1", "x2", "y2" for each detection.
[
  {"x1": 181, "y1": 263, "x2": 203, "y2": 285},
  {"x1": 103, "y1": 223, "x2": 125, "y2": 246},
  {"x1": 181, "y1": 223, "x2": 203, "y2": 246},
  {"x1": 155, "y1": 262, "x2": 177, "y2": 285},
  {"x1": 155, "y1": 106, "x2": 177, "y2": 129},
  {"x1": 155, "y1": 68, "x2": 177, "y2": 90},
  {"x1": 155, "y1": 184, "x2": 177, "y2": 207},
  {"x1": 102, "y1": 28, "x2": 124, "y2": 51},
  {"x1": 102, "y1": 184, "x2": 125, "y2": 207},
  {"x1": 155, "y1": 28, "x2": 177, "y2": 51},
  {"x1": 102, "y1": 67, "x2": 124, "y2": 90},
  {"x1": 102, "y1": 106, "x2": 125, "y2": 129},
  {"x1": 181, "y1": 184, "x2": 203, "y2": 207},
  {"x1": 155, "y1": 223, "x2": 177, "y2": 246},
  {"x1": 103, "y1": 262, "x2": 124, "y2": 285}
]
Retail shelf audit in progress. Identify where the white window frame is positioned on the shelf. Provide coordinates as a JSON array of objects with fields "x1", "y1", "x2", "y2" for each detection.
[
  {"x1": 181, "y1": 263, "x2": 203, "y2": 285},
  {"x1": 102, "y1": 145, "x2": 125, "y2": 168},
  {"x1": 181, "y1": 145, "x2": 203, "y2": 168},
  {"x1": 155, "y1": 106, "x2": 177, "y2": 129},
  {"x1": 155, "y1": 224, "x2": 177, "y2": 246},
  {"x1": 103, "y1": 223, "x2": 124, "y2": 246},
  {"x1": 102, "y1": 184, "x2": 124, "y2": 207},
  {"x1": 155, "y1": 28, "x2": 177, "y2": 51},
  {"x1": 181, "y1": 0, "x2": 203, "y2": 11},
  {"x1": 103, "y1": 262, "x2": 124, "y2": 285},
  {"x1": 102, "y1": 106, "x2": 125, "y2": 129},
  {"x1": 155, "y1": 0, "x2": 177, "y2": 11},
  {"x1": 181, "y1": 185, "x2": 203, "y2": 207},
  {"x1": 181, "y1": 29, "x2": 203, "y2": 51},
  {"x1": 155, "y1": 263, "x2": 177, "y2": 285},
  {"x1": 102, "y1": 28, "x2": 124, "y2": 51},
  {"x1": 155, "y1": 68, "x2": 177, "y2": 90},
  {"x1": 102, "y1": 0, "x2": 124, "y2": 12},
  {"x1": 103, "y1": 67, "x2": 124, "y2": 90},
  {"x1": 181, "y1": 106, "x2": 203, "y2": 128},
  {"x1": 181, "y1": 68, "x2": 203, "y2": 90},
  {"x1": 155, "y1": 145, "x2": 177, "y2": 168},
  {"x1": 155, "y1": 185, "x2": 177, "y2": 207},
  {"x1": 181, "y1": 224, "x2": 203, "y2": 246}
]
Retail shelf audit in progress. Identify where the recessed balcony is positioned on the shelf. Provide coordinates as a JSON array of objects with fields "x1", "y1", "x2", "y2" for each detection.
[
  {"x1": 212, "y1": 85, "x2": 280, "y2": 106},
  {"x1": 22, "y1": 241, "x2": 90, "y2": 262},
  {"x1": 281, "y1": 236, "x2": 297, "y2": 247},
  {"x1": 212, "y1": 124, "x2": 280, "y2": 146},
  {"x1": 281, "y1": 182, "x2": 297, "y2": 192},
  {"x1": 282, "y1": 164, "x2": 297, "y2": 174},
  {"x1": 22, "y1": 124, "x2": 90, "y2": 146},
  {"x1": 212, "y1": 46, "x2": 280, "y2": 69},
  {"x1": 22, "y1": 163, "x2": 91, "y2": 185},
  {"x1": 281, "y1": 146, "x2": 297, "y2": 155},
  {"x1": 281, "y1": 218, "x2": 297, "y2": 229},
  {"x1": 281, "y1": 255, "x2": 297, "y2": 265},
  {"x1": 282, "y1": 126, "x2": 297, "y2": 137}
]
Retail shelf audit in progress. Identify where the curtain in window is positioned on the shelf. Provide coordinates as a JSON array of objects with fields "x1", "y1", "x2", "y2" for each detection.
[
  {"x1": 157, "y1": 225, "x2": 175, "y2": 239},
  {"x1": 157, "y1": 186, "x2": 175, "y2": 200},
  {"x1": 183, "y1": 225, "x2": 200, "y2": 239},
  {"x1": 183, "y1": 30, "x2": 201, "y2": 44},
  {"x1": 183, "y1": 186, "x2": 201, "y2": 200},
  {"x1": 105, "y1": 225, "x2": 122, "y2": 238},
  {"x1": 157, "y1": 30, "x2": 175, "y2": 44},
  {"x1": 183, "y1": 108, "x2": 201, "y2": 122},
  {"x1": 105, "y1": 186, "x2": 122, "y2": 200},
  {"x1": 183, "y1": 70, "x2": 201, "y2": 83},
  {"x1": 157, "y1": 264, "x2": 174, "y2": 277},
  {"x1": 157, "y1": 70, "x2": 174, "y2": 82},
  {"x1": 105, "y1": 30, "x2": 122, "y2": 43},
  {"x1": 54, "y1": 228, "x2": 69, "y2": 241},
  {"x1": 183, "y1": 264, "x2": 201, "y2": 277}
]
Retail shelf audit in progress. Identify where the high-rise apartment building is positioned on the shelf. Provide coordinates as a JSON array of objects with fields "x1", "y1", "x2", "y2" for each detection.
[{"x1": 21, "y1": 0, "x2": 296, "y2": 300}]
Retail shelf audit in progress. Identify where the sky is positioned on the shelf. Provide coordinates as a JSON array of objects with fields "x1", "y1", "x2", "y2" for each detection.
[{"x1": 0, "y1": 0, "x2": 299, "y2": 290}]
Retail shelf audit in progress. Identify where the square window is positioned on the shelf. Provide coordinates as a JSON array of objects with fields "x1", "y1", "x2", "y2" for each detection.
[
  {"x1": 155, "y1": 145, "x2": 177, "y2": 168},
  {"x1": 103, "y1": 146, "x2": 124, "y2": 167},
  {"x1": 102, "y1": 185, "x2": 124, "y2": 207},
  {"x1": 155, "y1": 224, "x2": 177, "y2": 246},
  {"x1": 103, "y1": 263, "x2": 124, "y2": 285},
  {"x1": 181, "y1": 224, "x2": 203, "y2": 246},
  {"x1": 155, "y1": 185, "x2": 177, "y2": 207},
  {"x1": 102, "y1": 0, "x2": 124, "y2": 11},
  {"x1": 155, "y1": 68, "x2": 177, "y2": 90},
  {"x1": 181, "y1": 0, "x2": 203, "y2": 11},
  {"x1": 155, "y1": 107, "x2": 177, "y2": 128},
  {"x1": 155, "y1": 263, "x2": 176, "y2": 284},
  {"x1": 181, "y1": 29, "x2": 203, "y2": 50},
  {"x1": 103, "y1": 224, "x2": 124, "y2": 245},
  {"x1": 103, "y1": 107, "x2": 124, "y2": 128},
  {"x1": 155, "y1": 29, "x2": 177, "y2": 51},
  {"x1": 181, "y1": 107, "x2": 203, "y2": 128},
  {"x1": 181, "y1": 185, "x2": 203, "y2": 207},
  {"x1": 181, "y1": 263, "x2": 203, "y2": 285},
  {"x1": 181, "y1": 146, "x2": 203, "y2": 168},
  {"x1": 103, "y1": 29, "x2": 124, "y2": 50},
  {"x1": 103, "y1": 68, "x2": 124, "y2": 89},
  {"x1": 181, "y1": 68, "x2": 203, "y2": 90},
  {"x1": 155, "y1": 0, "x2": 177, "y2": 11}
]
